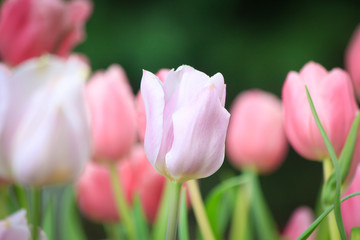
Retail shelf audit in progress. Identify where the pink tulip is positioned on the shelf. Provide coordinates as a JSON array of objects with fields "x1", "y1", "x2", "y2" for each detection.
[
  {"x1": 341, "y1": 164, "x2": 360, "y2": 237},
  {"x1": 0, "y1": 0, "x2": 92, "y2": 66},
  {"x1": 0, "y1": 55, "x2": 91, "y2": 186},
  {"x1": 345, "y1": 25, "x2": 360, "y2": 100},
  {"x1": 226, "y1": 90, "x2": 288, "y2": 174},
  {"x1": 76, "y1": 144, "x2": 167, "y2": 223},
  {"x1": 282, "y1": 206, "x2": 315, "y2": 240},
  {"x1": 86, "y1": 65, "x2": 137, "y2": 163},
  {"x1": 136, "y1": 69, "x2": 169, "y2": 142},
  {"x1": 141, "y1": 65, "x2": 230, "y2": 182},
  {"x1": 282, "y1": 61, "x2": 358, "y2": 161}
]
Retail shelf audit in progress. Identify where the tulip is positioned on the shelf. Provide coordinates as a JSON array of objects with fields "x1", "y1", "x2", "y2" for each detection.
[
  {"x1": 141, "y1": 65, "x2": 230, "y2": 183},
  {"x1": 76, "y1": 144, "x2": 166, "y2": 223},
  {"x1": 226, "y1": 89, "x2": 287, "y2": 174},
  {"x1": 86, "y1": 65, "x2": 137, "y2": 163},
  {"x1": 282, "y1": 206, "x2": 315, "y2": 240},
  {"x1": 345, "y1": 25, "x2": 360, "y2": 100},
  {"x1": 282, "y1": 61, "x2": 358, "y2": 161},
  {"x1": 341, "y1": 164, "x2": 360, "y2": 237},
  {"x1": 136, "y1": 69, "x2": 169, "y2": 142},
  {"x1": 0, "y1": 55, "x2": 91, "y2": 186},
  {"x1": 0, "y1": 0, "x2": 92, "y2": 66}
]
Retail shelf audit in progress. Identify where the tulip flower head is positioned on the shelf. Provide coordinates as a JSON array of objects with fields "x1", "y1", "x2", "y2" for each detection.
[
  {"x1": 86, "y1": 65, "x2": 137, "y2": 163},
  {"x1": 345, "y1": 25, "x2": 360, "y2": 100},
  {"x1": 0, "y1": 0, "x2": 92, "y2": 66},
  {"x1": 282, "y1": 61, "x2": 358, "y2": 161},
  {"x1": 282, "y1": 206, "x2": 315, "y2": 240},
  {"x1": 141, "y1": 65, "x2": 230, "y2": 183},
  {"x1": 0, "y1": 55, "x2": 91, "y2": 186},
  {"x1": 226, "y1": 90, "x2": 288, "y2": 174}
]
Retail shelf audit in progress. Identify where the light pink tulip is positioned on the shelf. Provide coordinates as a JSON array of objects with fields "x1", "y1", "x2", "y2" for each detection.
[
  {"x1": 0, "y1": 0, "x2": 92, "y2": 66},
  {"x1": 0, "y1": 55, "x2": 91, "y2": 186},
  {"x1": 76, "y1": 144, "x2": 167, "y2": 223},
  {"x1": 136, "y1": 69, "x2": 169, "y2": 142},
  {"x1": 345, "y1": 25, "x2": 360, "y2": 100},
  {"x1": 226, "y1": 90, "x2": 288, "y2": 174},
  {"x1": 341, "y1": 164, "x2": 360, "y2": 237},
  {"x1": 282, "y1": 206, "x2": 315, "y2": 240},
  {"x1": 141, "y1": 65, "x2": 230, "y2": 182},
  {"x1": 86, "y1": 65, "x2": 137, "y2": 163},
  {"x1": 282, "y1": 61, "x2": 358, "y2": 161}
]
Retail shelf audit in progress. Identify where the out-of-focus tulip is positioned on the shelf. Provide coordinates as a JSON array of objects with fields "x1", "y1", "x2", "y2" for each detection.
[
  {"x1": 282, "y1": 61, "x2": 358, "y2": 161},
  {"x1": 342, "y1": 164, "x2": 360, "y2": 237},
  {"x1": 136, "y1": 69, "x2": 169, "y2": 142},
  {"x1": 141, "y1": 65, "x2": 230, "y2": 183},
  {"x1": 282, "y1": 206, "x2": 314, "y2": 240},
  {"x1": 226, "y1": 90, "x2": 287, "y2": 174},
  {"x1": 345, "y1": 25, "x2": 360, "y2": 100},
  {"x1": 0, "y1": 55, "x2": 91, "y2": 186},
  {"x1": 86, "y1": 65, "x2": 137, "y2": 163},
  {"x1": 0, "y1": 0, "x2": 92, "y2": 66},
  {"x1": 76, "y1": 144, "x2": 166, "y2": 223}
]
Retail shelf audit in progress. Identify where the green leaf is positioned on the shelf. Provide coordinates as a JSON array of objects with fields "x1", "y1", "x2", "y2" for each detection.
[
  {"x1": 305, "y1": 86, "x2": 346, "y2": 240},
  {"x1": 60, "y1": 186, "x2": 86, "y2": 240},
  {"x1": 205, "y1": 175, "x2": 249, "y2": 239},
  {"x1": 297, "y1": 191, "x2": 360, "y2": 240},
  {"x1": 152, "y1": 181, "x2": 171, "y2": 240},
  {"x1": 42, "y1": 197, "x2": 55, "y2": 240},
  {"x1": 178, "y1": 188, "x2": 190, "y2": 240},
  {"x1": 351, "y1": 227, "x2": 360, "y2": 240},
  {"x1": 132, "y1": 194, "x2": 149, "y2": 240}
]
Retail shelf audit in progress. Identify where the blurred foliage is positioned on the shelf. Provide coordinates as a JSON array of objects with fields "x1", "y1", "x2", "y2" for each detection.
[{"x1": 74, "y1": 0, "x2": 360, "y2": 236}]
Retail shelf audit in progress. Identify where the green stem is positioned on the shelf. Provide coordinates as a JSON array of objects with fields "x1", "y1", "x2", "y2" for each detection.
[
  {"x1": 31, "y1": 188, "x2": 42, "y2": 240},
  {"x1": 188, "y1": 180, "x2": 215, "y2": 240},
  {"x1": 104, "y1": 223, "x2": 122, "y2": 240},
  {"x1": 166, "y1": 181, "x2": 182, "y2": 240},
  {"x1": 230, "y1": 184, "x2": 251, "y2": 240},
  {"x1": 0, "y1": 185, "x2": 8, "y2": 219},
  {"x1": 108, "y1": 163, "x2": 136, "y2": 240},
  {"x1": 248, "y1": 170, "x2": 278, "y2": 240}
]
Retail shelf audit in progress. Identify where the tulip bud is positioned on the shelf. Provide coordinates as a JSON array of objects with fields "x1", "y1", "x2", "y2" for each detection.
[
  {"x1": 86, "y1": 65, "x2": 137, "y2": 162},
  {"x1": 136, "y1": 69, "x2": 169, "y2": 142},
  {"x1": 345, "y1": 25, "x2": 360, "y2": 100},
  {"x1": 226, "y1": 90, "x2": 288, "y2": 174},
  {"x1": 0, "y1": 0, "x2": 92, "y2": 66},
  {"x1": 76, "y1": 144, "x2": 166, "y2": 223},
  {"x1": 141, "y1": 65, "x2": 230, "y2": 183},
  {"x1": 0, "y1": 55, "x2": 91, "y2": 186},
  {"x1": 282, "y1": 207, "x2": 315, "y2": 240},
  {"x1": 341, "y1": 164, "x2": 360, "y2": 237},
  {"x1": 282, "y1": 61, "x2": 358, "y2": 161}
]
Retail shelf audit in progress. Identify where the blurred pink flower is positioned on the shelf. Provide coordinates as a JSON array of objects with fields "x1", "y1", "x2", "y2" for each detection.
[
  {"x1": 282, "y1": 206, "x2": 315, "y2": 240},
  {"x1": 345, "y1": 25, "x2": 360, "y2": 100},
  {"x1": 282, "y1": 61, "x2": 358, "y2": 161},
  {"x1": 86, "y1": 65, "x2": 137, "y2": 163},
  {"x1": 0, "y1": 0, "x2": 92, "y2": 66},
  {"x1": 141, "y1": 65, "x2": 230, "y2": 182},
  {"x1": 76, "y1": 144, "x2": 167, "y2": 223},
  {"x1": 136, "y1": 69, "x2": 169, "y2": 142},
  {"x1": 342, "y1": 164, "x2": 360, "y2": 237},
  {"x1": 226, "y1": 89, "x2": 288, "y2": 174}
]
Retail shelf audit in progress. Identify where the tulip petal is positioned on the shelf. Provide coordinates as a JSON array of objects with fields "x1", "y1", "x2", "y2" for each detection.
[
  {"x1": 165, "y1": 86, "x2": 230, "y2": 182},
  {"x1": 141, "y1": 70, "x2": 165, "y2": 168}
]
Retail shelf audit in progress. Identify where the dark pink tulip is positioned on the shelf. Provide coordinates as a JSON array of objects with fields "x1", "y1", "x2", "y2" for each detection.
[
  {"x1": 76, "y1": 145, "x2": 166, "y2": 223},
  {"x1": 341, "y1": 164, "x2": 360, "y2": 237},
  {"x1": 0, "y1": 0, "x2": 92, "y2": 66},
  {"x1": 345, "y1": 25, "x2": 360, "y2": 100},
  {"x1": 282, "y1": 61, "x2": 358, "y2": 161},
  {"x1": 86, "y1": 65, "x2": 137, "y2": 163},
  {"x1": 226, "y1": 90, "x2": 288, "y2": 174},
  {"x1": 136, "y1": 69, "x2": 169, "y2": 142},
  {"x1": 282, "y1": 206, "x2": 315, "y2": 240}
]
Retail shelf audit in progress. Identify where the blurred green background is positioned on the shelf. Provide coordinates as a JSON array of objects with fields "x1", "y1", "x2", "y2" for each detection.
[{"x1": 75, "y1": 0, "x2": 360, "y2": 237}]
